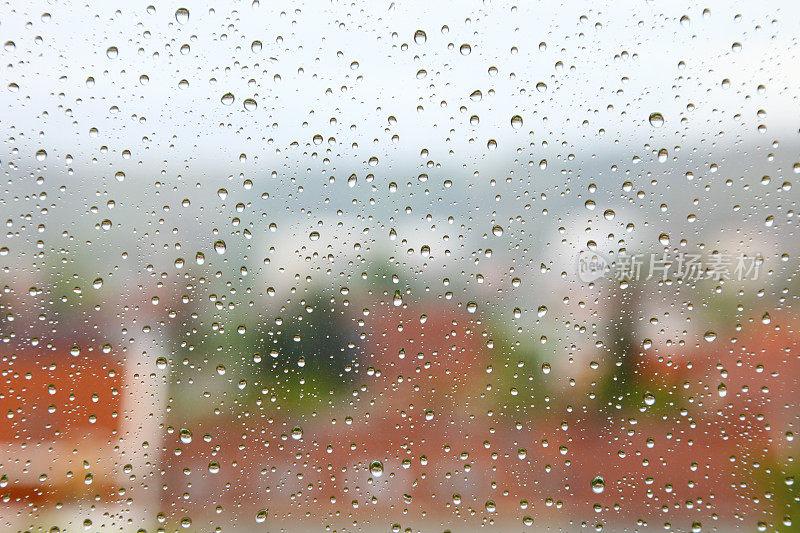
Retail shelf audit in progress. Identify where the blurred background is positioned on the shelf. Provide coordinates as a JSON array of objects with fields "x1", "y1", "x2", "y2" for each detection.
[{"x1": 1, "y1": 0, "x2": 800, "y2": 531}]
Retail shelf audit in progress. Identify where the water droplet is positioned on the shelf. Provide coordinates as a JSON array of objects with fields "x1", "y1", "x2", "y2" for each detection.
[
  {"x1": 251, "y1": 40, "x2": 262, "y2": 53},
  {"x1": 214, "y1": 240, "x2": 226, "y2": 254},
  {"x1": 221, "y1": 92, "x2": 235, "y2": 105},
  {"x1": 414, "y1": 30, "x2": 427, "y2": 44},
  {"x1": 175, "y1": 8, "x2": 189, "y2": 24},
  {"x1": 492, "y1": 225, "x2": 503, "y2": 236},
  {"x1": 591, "y1": 476, "x2": 605, "y2": 494},
  {"x1": 466, "y1": 302, "x2": 478, "y2": 313},
  {"x1": 511, "y1": 115, "x2": 523, "y2": 129},
  {"x1": 255, "y1": 509, "x2": 268, "y2": 523},
  {"x1": 643, "y1": 392, "x2": 655, "y2": 406},
  {"x1": 291, "y1": 427, "x2": 303, "y2": 440},
  {"x1": 369, "y1": 460, "x2": 384, "y2": 477},
  {"x1": 704, "y1": 331, "x2": 717, "y2": 342},
  {"x1": 309, "y1": 231, "x2": 320, "y2": 241},
  {"x1": 649, "y1": 112, "x2": 664, "y2": 127},
  {"x1": 393, "y1": 291, "x2": 403, "y2": 307},
  {"x1": 179, "y1": 428, "x2": 192, "y2": 443},
  {"x1": 243, "y1": 98, "x2": 257, "y2": 111},
  {"x1": 106, "y1": 46, "x2": 118, "y2": 59}
]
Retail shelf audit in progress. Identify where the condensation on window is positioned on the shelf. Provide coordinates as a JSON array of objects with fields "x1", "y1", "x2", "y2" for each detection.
[{"x1": 1, "y1": 1, "x2": 799, "y2": 532}]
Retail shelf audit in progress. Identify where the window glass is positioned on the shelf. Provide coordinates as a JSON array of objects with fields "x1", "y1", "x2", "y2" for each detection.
[{"x1": 2, "y1": 1, "x2": 799, "y2": 531}]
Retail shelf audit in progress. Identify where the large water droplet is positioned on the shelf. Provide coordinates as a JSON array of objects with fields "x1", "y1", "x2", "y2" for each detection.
[
  {"x1": 649, "y1": 112, "x2": 664, "y2": 127},
  {"x1": 369, "y1": 460, "x2": 384, "y2": 477},
  {"x1": 175, "y1": 8, "x2": 189, "y2": 24}
]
